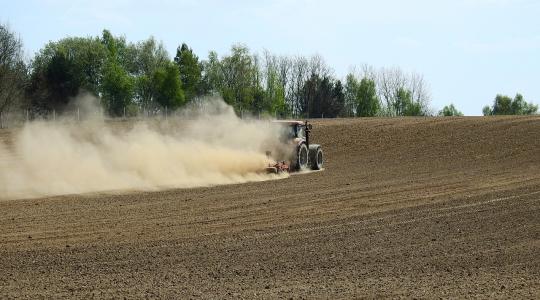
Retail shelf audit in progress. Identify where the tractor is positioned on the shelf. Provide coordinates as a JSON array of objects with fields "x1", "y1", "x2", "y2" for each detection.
[{"x1": 266, "y1": 120, "x2": 324, "y2": 173}]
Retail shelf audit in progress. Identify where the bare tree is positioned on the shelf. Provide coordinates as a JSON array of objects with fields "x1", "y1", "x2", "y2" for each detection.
[
  {"x1": 408, "y1": 72, "x2": 432, "y2": 114},
  {"x1": 308, "y1": 54, "x2": 332, "y2": 79},
  {"x1": 374, "y1": 66, "x2": 431, "y2": 116},
  {"x1": 261, "y1": 50, "x2": 291, "y2": 91},
  {"x1": 0, "y1": 24, "x2": 27, "y2": 120},
  {"x1": 359, "y1": 64, "x2": 377, "y2": 81},
  {"x1": 376, "y1": 67, "x2": 406, "y2": 115},
  {"x1": 287, "y1": 56, "x2": 309, "y2": 116},
  {"x1": 276, "y1": 55, "x2": 291, "y2": 90}
]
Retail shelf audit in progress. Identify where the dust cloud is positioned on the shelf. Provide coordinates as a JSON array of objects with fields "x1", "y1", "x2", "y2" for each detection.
[{"x1": 0, "y1": 98, "x2": 289, "y2": 200}]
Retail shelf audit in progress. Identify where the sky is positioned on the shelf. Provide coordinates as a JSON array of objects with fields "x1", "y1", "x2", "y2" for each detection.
[{"x1": 1, "y1": 0, "x2": 539, "y2": 115}]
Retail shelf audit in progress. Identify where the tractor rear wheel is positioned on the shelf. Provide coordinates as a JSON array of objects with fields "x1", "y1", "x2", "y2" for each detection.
[
  {"x1": 309, "y1": 145, "x2": 323, "y2": 170},
  {"x1": 296, "y1": 143, "x2": 309, "y2": 170}
]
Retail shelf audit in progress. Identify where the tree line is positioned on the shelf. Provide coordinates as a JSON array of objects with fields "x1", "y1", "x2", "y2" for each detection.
[{"x1": 0, "y1": 24, "x2": 537, "y2": 119}]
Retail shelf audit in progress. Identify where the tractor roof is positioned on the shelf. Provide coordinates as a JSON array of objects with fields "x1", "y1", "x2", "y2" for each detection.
[{"x1": 271, "y1": 120, "x2": 305, "y2": 126}]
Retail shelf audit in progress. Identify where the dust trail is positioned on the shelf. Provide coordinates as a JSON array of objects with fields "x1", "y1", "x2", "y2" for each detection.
[{"x1": 0, "y1": 99, "x2": 288, "y2": 200}]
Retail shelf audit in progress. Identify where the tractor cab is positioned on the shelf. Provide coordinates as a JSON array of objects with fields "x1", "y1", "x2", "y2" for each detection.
[{"x1": 274, "y1": 120, "x2": 312, "y2": 146}]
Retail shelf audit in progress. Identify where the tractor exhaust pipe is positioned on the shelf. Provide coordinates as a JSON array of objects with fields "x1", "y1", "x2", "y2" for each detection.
[{"x1": 305, "y1": 120, "x2": 312, "y2": 148}]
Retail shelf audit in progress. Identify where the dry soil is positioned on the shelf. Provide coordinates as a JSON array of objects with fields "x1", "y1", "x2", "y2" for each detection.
[{"x1": 0, "y1": 116, "x2": 539, "y2": 299}]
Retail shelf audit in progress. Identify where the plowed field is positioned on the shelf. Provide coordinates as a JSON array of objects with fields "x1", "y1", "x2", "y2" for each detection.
[{"x1": 1, "y1": 116, "x2": 539, "y2": 298}]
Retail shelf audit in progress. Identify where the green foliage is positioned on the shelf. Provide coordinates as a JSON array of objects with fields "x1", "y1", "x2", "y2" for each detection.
[
  {"x1": 301, "y1": 74, "x2": 344, "y2": 118},
  {"x1": 199, "y1": 45, "x2": 264, "y2": 115},
  {"x1": 129, "y1": 37, "x2": 170, "y2": 110},
  {"x1": 29, "y1": 36, "x2": 107, "y2": 111},
  {"x1": 357, "y1": 78, "x2": 380, "y2": 117},
  {"x1": 393, "y1": 88, "x2": 424, "y2": 116},
  {"x1": 332, "y1": 80, "x2": 345, "y2": 117},
  {"x1": 129, "y1": 37, "x2": 169, "y2": 76},
  {"x1": 199, "y1": 51, "x2": 222, "y2": 96},
  {"x1": 17, "y1": 25, "x2": 540, "y2": 121},
  {"x1": 99, "y1": 30, "x2": 137, "y2": 116},
  {"x1": 483, "y1": 93, "x2": 537, "y2": 115},
  {"x1": 174, "y1": 43, "x2": 202, "y2": 102},
  {"x1": 101, "y1": 61, "x2": 134, "y2": 116},
  {"x1": 343, "y1": 74, "x2": 357, "y2": 117},
  {"x1": 376, "y1": 67, "x2": 431, "y2": 116},
  {"x1": 482, "y1": 105, "x2": 491, "y2": 116},
  {"x1": 220, "y1": 45, "x2": 261, "y2": 112},
  {"x1": 262, "y1": 67, "x2": 288, "y2": 116},
  {"x1": 438, "y1": 104, "x2": 463, "y2": 116},
  {"x1": 152, "y1": 62, "x2": 185, "y2": 109},
  {"x1": 510, "y1": 94, "x2": 537, "y2": 115},
  {"x1": 101, "y1": 30, "x2": 118, "y2": 58}
]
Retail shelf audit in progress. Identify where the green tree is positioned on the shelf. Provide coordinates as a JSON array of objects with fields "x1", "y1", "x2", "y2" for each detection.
[
  {"x1": 356, "y1": 77, "x2": 380, "y2": 117},
  {"x1": 301, "y1": 74, "x2": 344, "y2": 118},
  {"x1": 394, "y1": 88, "x2": 423, "y2": 116},
  {"x1": 510, "y1": 94, "x2": 537, "y2": 115},
  {"x1": 261, "y1": 63, "x2": 288, "y2": 117},
  {"x1": 99, "y1": 30, "x2": 137, "y2": 116},
  {"x1": 29, "y1": 36, "x2": 107, "y2": 111},
  {"x1": 152, "y1": 62, "x2": 185, "y2": 109},
  {"x1": 259, "y1": 52, "x2": 293, "y2": 118},
  {"x1": 438, "y1": 104, "x2": 463, "y2": 116},
  {"x1": 174, "y1": 43, "x2": 202, "y2": 102},
  {"x1": 101, "y1": 61, "x2": 134, "y2": 116},
  {"x1": 219, "y1": 44, "x2": 261, "y2": 112},
  {"x1": 483, "y1": 93, "x2": 537, "y2": 115},
  {"x1": 128, "y1": 36, "x2": 169, "y2": 111},
  {"x1": 482, "y1": 105, "x2": 492, "y2": 116},
  {"x1": 331, "y1": 80, "x2": 345, "y2": 117},
  {"x1": 375, "y1": 66, "x2": 431, "y2": 116},
  {"x1": 343, "y1": 74, "x2": 358, "y2": 117},
  {"x1": 200, "y1": 50, "x2": 223, "y2": 96}
]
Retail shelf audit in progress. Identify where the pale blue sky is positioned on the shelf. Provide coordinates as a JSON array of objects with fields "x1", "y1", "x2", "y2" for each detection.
[{"x1": 2, "y1": 0, "x2": 539, "y2": 115}]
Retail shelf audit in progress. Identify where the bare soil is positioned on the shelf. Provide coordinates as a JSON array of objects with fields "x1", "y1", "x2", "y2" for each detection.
[{"x1": 1, "y1": 116, "x2": 539, "y2": 299}]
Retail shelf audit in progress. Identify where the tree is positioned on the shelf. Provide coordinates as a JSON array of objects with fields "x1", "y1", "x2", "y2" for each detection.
[
  {"x1": 100, "y1": 30, "x2": 138, "y2": 116},
  {"x1": 30, "y1": 37, "x2": 108, "y2": 111},
  {"x1": 375, "y1": 66, "x2": 431, "y2": 116},
  {"x1": 331, "y1": 80, "x2": 345, "y2": 117},
  {"x1": 510, "y1": 94, "x2": 537, "y2": 115},
  {"x1": 354, "y1": 77, "x2": 380, "y2": 117},
  {"x1": 199, "y1": 51, "x2": 222, "y2": 96},
  {"x1": 0, "y1": 24, "x2": 27, "y2": 116},
  {"x1": 301, "y1": 74, "x2": 343, "y2": 118},
  {"x1": 394, "y1": 88, "x2": 424, "y2": 116},
  {"x1": 101, "y1": 61, "x2": 134, "y2": 116},
  {"x1": 482, "y1": 105, "x2": 492, "y2": 116},
  {"x1": 260, "y1": 51, "x2": 289, "y2": 117},
  {"x1": 286, "y1": 55, "x2": 332, "y2": 117},
  {"x1": 174, "y1": 43, "x2": 202, "y2": 102},
  {"x1": 29, "y1": 36, "x2": 107, "y2": 112},
  {"x1": 287, "y1": 56, "x2": 309, "y2": 116},
  {"x1": 125, "y1": 36, "x2": 169, "y2": 111},
  {"x1": 483, "y1": 93, "x2": 537, "y2": 115},
  {"x1": 438, "y1": 104, "x2": 463, "y2": 116},
  {"x1": 344, "y1": 74, "x2": 358, "y2": 117},
  {"x1": 216, "y1": 44, "x2": 261, "y2": 113},
  {"x1": 152, "y1": 62, "x2": 185, "y2": 109}
]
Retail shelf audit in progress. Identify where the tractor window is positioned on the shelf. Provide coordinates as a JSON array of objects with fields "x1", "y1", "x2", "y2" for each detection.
[
  {"x1": 297, "y1": 126, "x2": 305, "y2": 139},
  {"x1": 280, "y1": 125, "x2": 296, "y2": 141}
]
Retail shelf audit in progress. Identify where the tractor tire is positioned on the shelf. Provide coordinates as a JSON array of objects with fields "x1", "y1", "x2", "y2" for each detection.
[
  {"x1": 309, "y1": 145, "x2": 324, "y2": 170},
  {"x1": 295, "y1": 143, "x2": 309, "y2": 171}
]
